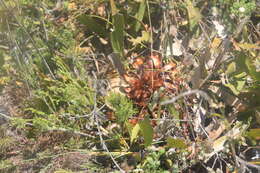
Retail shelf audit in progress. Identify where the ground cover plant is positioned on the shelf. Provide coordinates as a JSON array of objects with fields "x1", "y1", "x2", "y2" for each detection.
[{"x1": 0, "y1": 0, "x2": 259, "y2": 172}]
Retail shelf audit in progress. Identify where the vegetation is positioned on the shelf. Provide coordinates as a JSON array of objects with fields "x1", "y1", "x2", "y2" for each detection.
[{"x1": 0, "y1": 0, "x2": 259, "y2": 172}]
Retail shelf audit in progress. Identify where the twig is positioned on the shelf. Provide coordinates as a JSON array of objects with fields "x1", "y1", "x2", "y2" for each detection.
[
  {"x1": 160, "y1": 89, "x2": 210, "y2": 105},
  {"x1": 92, "y1": 78, "x2": 125, "y2": 172},
  {"x1": 0, "y1": 112, "x2": 11, "y2": 120},
  {"x1": 236, "y1": 156, "x2": 260, "y2": 170},
  {"x1": 0, "y1": 112, "x2": 33, "y2": 127},
  {"x1": 0, "y1": 112, "x2": 96, "y2": 139},
  {"x1": 47, "y1": 128, "x2": 95, "y2": 139},
  {"x1": 108, "y1": 53, "x2": 126, "y2": 77}
]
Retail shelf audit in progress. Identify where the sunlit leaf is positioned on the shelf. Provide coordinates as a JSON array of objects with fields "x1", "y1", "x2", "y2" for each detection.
[
  {"x1": 236, "y1": 42, "x2": 260, "y2": 50},
  {"x1": 225, "y1": 83, "x2": 239, "y2": 95},
  {"x1": 247, "y1": 128, "x2": 260, "y2": 140},
  {"x1": 236, "y1": 80, "x2": 246, "y2": 91},
  {"x1": 234, "y1": 72, "x2": 247, "y2": 78},
  {"x1": 185, "y1": 0, "x2": 201, "y2": 31},
  {"x1": 167, "y1": 138, "x2": 187, "y2": 149},
  {"x1": 249, "y1": 161, "x2": 260, "y2": 165},
  {"x1": 139, "y1": 117, "x2": 153, "y2": 147},
  {"x1": 213, "y1": 136, "x2": 228, "y2": 153},
  {"x1": 210, "y1": 37, "x2": 222, "y2": 49},
  {"x1": 54, "y1": 169, "x2": 73, "y2": 173},
  {"x1": 130, "y1": 123, "x2": 141, "y2": 143},
  {"x1": 226, "y1": 62, "x2": 236, "y2": 75},
  {"x1": 210, "y1": 113, "x2": 225, "y2": 118},
  {"x1": 130, "y1": 31, "x2": 151, "y2": 46}
]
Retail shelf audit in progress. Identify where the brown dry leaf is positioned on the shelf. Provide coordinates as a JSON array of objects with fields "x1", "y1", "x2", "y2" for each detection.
[
  {"x1": 132, "y1": 57, "x2": 144, "y2": 69},
  {"x1": 97, "y1": 4, "x2": 106, "y2": 16},
  {"x1": 164, "y1": 81, "x2": 178, "y2": 91},
  {"x1": 68, "y1": 2, "x2": 77, "y2": 10},
  {"x1": 124, "y1": 74, "x2": 142, "y2": 88},
  {"x1": 207, "y1": 123, "x2": 226, "y2": 140},
  {"x1": 132, "y1": 89, "x2": 143, "y2": 100},
  {"x1": 163, "y1": 62, "x2": 176, "y2": 71},
  {"x1": 75, "y1": 46, "x2": 91, "y2": 54},
  {"x1": 148, "y1": 53, "x2": 162, "y2": 69},
  {"x1": 108, "y1": 76, "x2": 127, "y2": 93},
  {"x1": 122, "y1": 52, "x2": 180, "y2": 110}
]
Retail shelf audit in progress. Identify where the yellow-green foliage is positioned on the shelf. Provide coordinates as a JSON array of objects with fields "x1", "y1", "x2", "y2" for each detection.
[{"x1": 106, "y1": 92, "x2": 137, "y2": 123}]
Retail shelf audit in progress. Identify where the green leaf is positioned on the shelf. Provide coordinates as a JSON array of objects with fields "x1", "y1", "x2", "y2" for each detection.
[
  {"x1": 210, "y1": 113, "x2": 225, "y2": 118},
  {"x1": 134, "y1": 0, "x2": 146, "y2": 32},
  {"x1": 225, "y1": 82, "x2": 239, "y2": 95},
  {"x1": 185, "y1": 0, "x2": 201, "y2": 31},
  {"x1": 245, "y1": 57, "x2": 260, "y2": 82},
  {"x1": 0, "y1": 51, "x2": 4, "y2": 67},
  {"x1": 236, "y1": 80, "x2": 246, "y2": 91},
  {"x1": 226, "y1": 62, "x2": 236, "y2": 75},
  {"x1": 167, "y1": 138, "x2": 187, "y2": 149},
  {"x1": 235, "y1": 52, "x2": 249, "y2": 74},
  {"x1": 236, "y1": 42, "x2": 260, "y2": 50},
  {"x1": 130, "y1": 123, "x2": 141, "y2": 143},
  {"x1": 110, "y1": 13, "x2": 125, "y2": 57},
  {"x1": 139, "y1": 117, "x2": 153, "y2": 147},
  {"x1": 77, "y1": 15, "x2": 107, "y2": 38},
  {"x1": 11, "y1": 117, "x2": 30, "y2": 129},
  {"x1": 130, "y1": 30, "x2": 150, "y2": 46},
  {"x1": 234, "y1": 72, "x2": 247, "y2": 78},
  {"x1": 105, "y1": 92, "x2": 137, "y2": 123},
  {"x1": 247, "y1": 128, "x2": 260, "y2": 140},
  {"x1": 33, "y1": 117, "x2": 54, "y2": 130}
]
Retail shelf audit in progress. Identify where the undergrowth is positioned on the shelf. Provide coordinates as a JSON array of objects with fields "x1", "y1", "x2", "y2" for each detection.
[{"x1": 0, "y1": 0, "x2": 259, "y2": 172}]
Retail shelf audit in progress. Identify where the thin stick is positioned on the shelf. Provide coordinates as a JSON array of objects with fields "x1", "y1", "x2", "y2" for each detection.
[
  {"x1": 92, "y1": 79, "x2": 125, "y2": 172},
  {"x1": 160, "y1": 89, "x2": 210, "y2": 105},
  {"x1": 236, "y1": 156, "x2": 260, "y2": 169}
]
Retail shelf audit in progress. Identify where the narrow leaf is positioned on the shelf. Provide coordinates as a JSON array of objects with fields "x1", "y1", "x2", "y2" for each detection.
[
  {"x1": 236, "y1": 42, "x2": 260, "y2": 50},
  {"x1": 245, "y1": 57, "x2": 260, "y2": 82},
  {"x1": 247, "y1": 128, "x2": 260, "y2": 140},
  {"x1": 185, "y1": 0, "x2": 201, "y2": 31},
  {"x1": 139, "y1": 117, "x2": 153, "y2": 147},
  {"x1": 110, "y1": 13, "x2": 125, "y2": 57},
  {"x1": 130, "y1": 123, "x2": 141, "y2": 143},
  {"x1": 134, "y1": 0, "x2": 146, "y2": 32},
  {"x1": 226, "y1": 62, "x2": 236, "y2": 75},
  {"x1": 110, "y1": 0, "x2": 118, "y2": 16}
]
